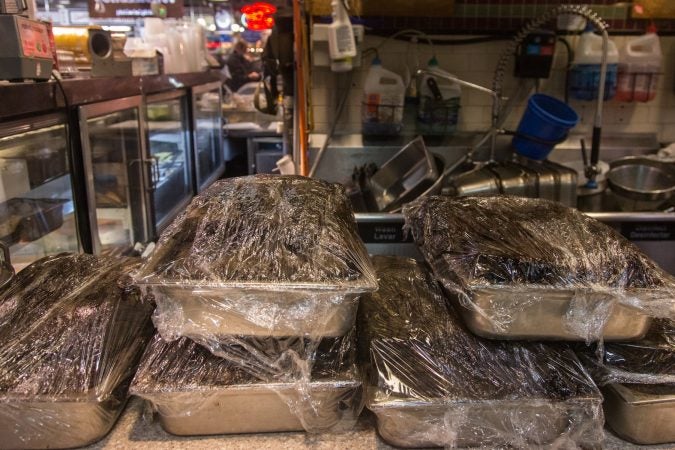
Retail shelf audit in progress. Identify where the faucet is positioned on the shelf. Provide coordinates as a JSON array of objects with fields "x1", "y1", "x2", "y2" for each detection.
[
  {"x1": 413, "y1": 69, "x2": 505, "y2": 199},
  {"x1": 492, "y1": 4, "x2": 610, "y2": 187}
]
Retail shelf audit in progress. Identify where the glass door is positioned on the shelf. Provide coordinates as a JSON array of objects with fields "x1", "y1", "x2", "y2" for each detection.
[
  {"x1": 191, "y1": 81, "x2": 225, "y2": 192},
  {"x1": 146, "y1": 90, "x2": 194, "y2": 237},
  {"x1": 79, "y1": 96, "x2": 149, "y2": 255},
  {"x1": 0, "y1": 114, "x2": 80, "y2": 272}
]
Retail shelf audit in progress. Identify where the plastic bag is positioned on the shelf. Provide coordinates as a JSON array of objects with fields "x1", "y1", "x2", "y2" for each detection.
[
  {"x1": 403, "y1": 196, "x2": 675, "y2": 342},
  {"x1": 130, "y1": 332, "x2": 363, "y2": 434},
  {"x1": 577, "y1": 319, "x2": 675, "y2": 385},
  {"x1": 0, "y1": 253, "x2": 155, "y2": 449},
  {"x1": 360, "y1": 255, "x2": 604, "y2": 448}
]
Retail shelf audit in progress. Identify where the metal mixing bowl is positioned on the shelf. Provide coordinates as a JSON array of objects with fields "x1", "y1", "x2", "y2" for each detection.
[{"x1": 608, "y1": 157, "x2": 675, "y2": 202}]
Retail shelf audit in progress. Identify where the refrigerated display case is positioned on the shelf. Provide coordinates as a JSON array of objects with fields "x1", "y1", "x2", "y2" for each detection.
[
  {"x1": 79, "y1": 96, "x2": 149, "y2": 255},
  {"x1": 145, "y1": 90, "x2": 194, "y2": 237},
  {"x1": 0, "y1": 114, "x2": 80, "y2": 271},
  {"x1": 191, "y1": 81, "x2": 225, "y2": 192}
]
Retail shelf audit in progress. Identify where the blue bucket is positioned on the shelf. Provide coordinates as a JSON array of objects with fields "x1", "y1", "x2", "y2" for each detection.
[{"x1": 513, "y1": 94, "x2": 579, "y2": 161}]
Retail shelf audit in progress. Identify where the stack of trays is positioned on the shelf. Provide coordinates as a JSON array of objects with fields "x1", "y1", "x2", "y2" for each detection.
[
  {"x1": 577, "y1": 319, "x2": 675, "y2": 444},
  {"x1": 360, "y1": 256, "x2": 604, "y2": 448},
  {"x1": 134, "y1": 175, "x2": 377, "y2": 434},
  {"x1": 403, "y1": 196, "x2": 675, "y2": 342},
  {"x1": 0, "y1": 254, "x2": 155, "y2": 449},
  {"x1": 392, "y1": 195, "x2": 675, "y2": 445}
]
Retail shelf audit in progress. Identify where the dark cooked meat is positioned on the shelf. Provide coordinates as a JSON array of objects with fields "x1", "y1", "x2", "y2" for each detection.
[
  {"x1": 0, "y1": 253, "x2": 154, "y2": 397},
  {"x1": 360, "y1": 256, "x2": 600, "y2": 403},
  {"x1": 403, "y1": 196, "x2": 675, "y2": 290},
  {"x1": 138, "y1": 175, "x2": 374, "y2": 285},
  {"x1": 131, "y1": 332, "x2": 356, "y2": 393},
  {"x1": 577, "y1": 319, "x2": 675, "y2": 385}
]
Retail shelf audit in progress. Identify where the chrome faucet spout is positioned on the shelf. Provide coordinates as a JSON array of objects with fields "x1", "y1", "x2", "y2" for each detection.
[{"x1": 491, "y1": 4, "x2": 609, "y2": 184}]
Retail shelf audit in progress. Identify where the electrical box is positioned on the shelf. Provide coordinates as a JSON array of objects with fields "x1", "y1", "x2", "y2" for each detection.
[
  {"x1": 514, "y1": 30, "x2": 557, "y2": 79},
  {"x1": 0, "y1": 15, "x2": 53, "y2": 81}
]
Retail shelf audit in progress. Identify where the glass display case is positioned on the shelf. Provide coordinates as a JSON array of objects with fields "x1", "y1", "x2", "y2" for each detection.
[
  {"x1": 0, "y1": 114, "x2": 80, "y2": 272},
  {"x1": 191, "y1": 81, "x2": 225, "y2": 192},
  {"x1": 79, "y1": 96, "x2": 149, "y2": 255},
  {"x1": 145, "y1": 90, "x2": 194, "y2": 237}
]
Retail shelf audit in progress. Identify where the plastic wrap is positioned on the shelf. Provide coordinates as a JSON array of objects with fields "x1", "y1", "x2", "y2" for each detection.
[
  {"x1": 0, "y1": 253, "x2": 155, "y2": 450},
  {"x1": 137, "y1": 174, "x2": 376, "y2": 340},
  {"x1": 403, "y1": 196, "x2": 675, "y2": 342},
  {"x1": 577, "y1": 319, "x2": 675, "y2": 386},
  {"x1": 135, "y1": 175, "x2": 376, "y2": 376},
  {"x1": 130, "y1": 332, "x2": 363, "y2": 434},
  {"x1": 360, "y1": 255, "x2": 604, "y2": 449}
]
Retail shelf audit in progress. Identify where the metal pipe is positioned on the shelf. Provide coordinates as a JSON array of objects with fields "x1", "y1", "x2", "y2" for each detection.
[{"x1": 292, "y1": 0, "x2": 309, "y2": 176}]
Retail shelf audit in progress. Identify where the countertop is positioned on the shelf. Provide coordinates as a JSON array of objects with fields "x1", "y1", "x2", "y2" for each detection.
[
  {"x1": 0, "y1": 71, "x2": 223, "y2": 121},
  {"x1": 84, "y1": 398, "x2": 674, "y2": 450}
]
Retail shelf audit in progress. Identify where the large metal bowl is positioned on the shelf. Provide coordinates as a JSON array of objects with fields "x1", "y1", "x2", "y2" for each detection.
[{"x1": 608, "y1": 157, "x2": 675, "y2": 202}]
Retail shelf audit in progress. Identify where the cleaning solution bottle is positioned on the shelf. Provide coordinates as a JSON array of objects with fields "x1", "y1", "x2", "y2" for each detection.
[
  {"x1": 362, "y1": 57, "x2": 405, "y2": 136},
  {"x1": 568, "y1": 24, "x2": 619, "y2": 101},
  {"x1": 616, "y1": 25, "x2": 662, "y2": 102},
  {"x1": 327, "y1": 0, "x2": 356, "y2": 72},
  {"x1": 416, "y1": 56, "x2": 462, "y2": 135}
]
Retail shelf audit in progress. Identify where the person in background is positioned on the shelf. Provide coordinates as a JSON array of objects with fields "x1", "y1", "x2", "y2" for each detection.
[{"x1": 224, "y1": 40, "x2": 261, "y2": 92}]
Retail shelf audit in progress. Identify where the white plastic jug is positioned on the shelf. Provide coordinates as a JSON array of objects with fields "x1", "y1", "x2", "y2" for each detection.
[
  {"x1": 569, "y1": 27, "x2": 619, "y2": 101},
  {"x1": 617, "y1": 26, "x2": 662, "y2": 102},
  {"x1": 417, "y1": 57, "x2": 461, "y2": 135},
  {"x1": 362, "y1": 58, "x2": 405, "y2": 136}
]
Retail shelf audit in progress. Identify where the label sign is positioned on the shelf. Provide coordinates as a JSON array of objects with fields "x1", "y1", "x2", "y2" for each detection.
[
  {"x1": 621, "y1": 222, "x2": 675, "y2": 241},
  {"x1": 357, "y1": 221, "x2": 411, "y2": 244},
  {"x1": 16, "y1": 17, "x2": 52, "y2": 59},
  {"x1": 87, "y1": 0, "x2": 183, "y2": 19}
]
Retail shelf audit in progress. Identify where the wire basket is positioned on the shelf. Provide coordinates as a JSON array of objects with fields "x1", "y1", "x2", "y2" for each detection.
[
  {"x1": 362, "y1": 102, "x2": 404, "y2": 136},
  {"x1": 416, "y1": 96, "x2": 461, "y2": 135}
]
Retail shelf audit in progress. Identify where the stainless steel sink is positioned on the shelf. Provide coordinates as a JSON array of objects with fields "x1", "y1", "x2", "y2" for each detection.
[{"x1": 309, "y1": 132, "x2": 675, "y2": 273}]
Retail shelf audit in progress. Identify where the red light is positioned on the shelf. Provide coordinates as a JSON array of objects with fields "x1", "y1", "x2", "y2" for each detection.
[{"x1": 241, "y1": 2, "x2": 276, "y2": 31}]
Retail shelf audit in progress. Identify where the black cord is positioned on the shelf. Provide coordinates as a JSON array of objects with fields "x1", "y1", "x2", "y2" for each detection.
[
  {"x1": 51, "y1": 69, "x2": 70, "y2": 112},
  {"x1": 557, "y1": 37, "x2": 573, "y2": 104}
]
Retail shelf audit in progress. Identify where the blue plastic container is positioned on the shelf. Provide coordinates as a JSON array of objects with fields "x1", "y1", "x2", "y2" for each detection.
[{"x1": 513, "y1": 94, "x2": 579, "y2": 161}]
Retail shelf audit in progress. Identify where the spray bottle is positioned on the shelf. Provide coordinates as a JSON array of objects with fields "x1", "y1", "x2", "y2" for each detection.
[{"x1": 327, "y1": 0, "x2": 356, "y2": 72}]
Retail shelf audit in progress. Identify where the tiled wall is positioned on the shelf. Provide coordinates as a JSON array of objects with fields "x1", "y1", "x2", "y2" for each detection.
[{"x1": 309, "y1": 34, "x2": 675, "y2": 143}]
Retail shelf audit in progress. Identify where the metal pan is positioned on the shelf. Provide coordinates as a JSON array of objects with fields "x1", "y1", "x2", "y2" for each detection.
[
  {"x1": 450, "y1": 287, "x2": 652, "y2": 341},
  {"x1": 368, "y1": 136, "x2": 439, "y2": 212},
  {"x1": 368, "y1": 395, "x2": 601, "y2": 448},
  {"x1": 150, "y1": 378, "x2": 361, "y2": 435},
  {"x1": 603, "y1": 383, "x2": 675, "y2": 445},
  {"x1": 150, "y1": 285, "x2": 360, "y2": 338},
  {"x1": 0, "y1": 395, "x2": 125, "y2": 450}
]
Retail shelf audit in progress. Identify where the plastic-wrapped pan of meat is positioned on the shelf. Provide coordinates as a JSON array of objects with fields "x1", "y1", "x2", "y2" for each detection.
[
  {"x1": 136, "y1": 175, "x2": 377, "y2": 342},
  {"x1": 577, "y1": 319, "x2": 675, "y2": 445},
  {"x1": 130, "y1": 332, "x2": 362, "y2": 435},
  {"x1": 0, "y1": 253, "x2": 154, "y2": 450},
  {"x1": 403, "y1": 196, "x2": 675, "y2": 342},
  {"x1": 360, "y1": 256, "x2": 604, "y2": 449}
]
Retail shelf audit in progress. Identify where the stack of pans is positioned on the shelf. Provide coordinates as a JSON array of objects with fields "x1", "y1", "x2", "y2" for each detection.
[
  {"x1": 131, "y1": 175, "x2": 377, "y2": 435},
  {"x1": 368, "y1": 195, "x2": 675, "y2": 447},
  {"x1": 576, "y1": 319, "x2": 675, "y2": 445},
  {"x1": 360, "y1": 256, "x2": 604, "y2": 448}
]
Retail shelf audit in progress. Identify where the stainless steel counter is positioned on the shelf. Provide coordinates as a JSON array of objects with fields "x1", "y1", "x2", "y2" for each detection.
[{"x1": 81, "y1": 397, "x2": 674, "y2": 449}]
